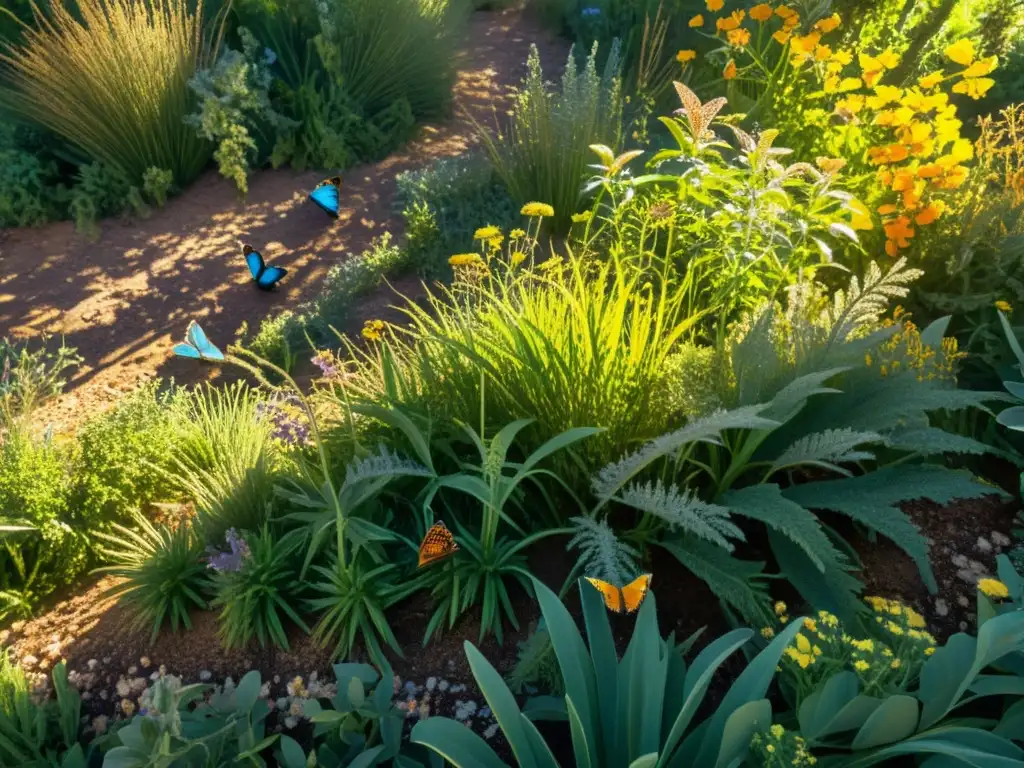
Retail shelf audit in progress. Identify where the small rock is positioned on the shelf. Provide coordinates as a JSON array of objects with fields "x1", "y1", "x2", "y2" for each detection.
[
  {"x1": 81, "y1": 691, "x2": 93, "y2": 701},
  {"x1": 479, "y1": 707, "x2": 492, "y2": 719},
  {"x1": 959, "y1": 621, "x2": 969, "y2": 631},
  {"x1": 992, "y1": 531, "x2": 1012, "y2": 547},
  {"x1": 99, "y1": 690, "x2": 109, "y2": 701},
  {"x1": 11, "y1": 621, "x2": 25, "y2": 633},
  {"x1": 957, "y1": 595, "x2": 970, "y2": 608},
  {"x1": 273, "y1": 675, "x2": 280, "y2": 684},
  {"x1": 103, "y1": 657, "x2": 112, "y2": 665},
  {"x1": 934, "y1": 598, "x2": 949, "y2": 617},
  {"x1": 127, "y1": 666, "x2": 137, "y2": 675},
  {"x1": 21, "y1": 655, "x2": 39, "y2": 669},
  {"x1": 199, "y1": 670, "x2": 212, "y2": 682},
  {"x1": 426, "y1": 676, "x2": 437, "y2": 692},
  {"x1": 484, "y1": 723, "x2": 499, "y2": 739},
  {"x1": 951, "y1": 554, "x2": 969, "y2": 568},
  {"x1": 87, "y1": 659, "x2": 99, "y2": 671},
  {"x1": 976, "y1": 537, "x2": 993, "y2": 553},
  {"x1": 438, "y1": 680, "x2": 449, "y2": 692},
  {"x1": 140, "y1": 656, "x2": 151, "y2": 668},
  {"x1": 0, "y1": 630, "x2": 9, "y2": 644}
]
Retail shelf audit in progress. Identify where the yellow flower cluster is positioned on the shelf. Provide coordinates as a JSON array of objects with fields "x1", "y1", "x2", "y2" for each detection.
[
  {"x1": 826, "y1": 39, "x2": 999, "y2": 256},
  {"x1": 867, "y1": 308, "x2": 965, "y2": 382},
  {"x1": 702, "y1": 1, "x2": 821, "y2": 80},
  {"x1": 520, "y1": 202, "x2": 555, "y2": 218},
  {"x1": 751, "y1": 724, "x2": 817, "y2": 766},
  {"x1": 977, "y1": 578, "x2": 1010, "y2": 600},
  {"x1": 361, "y1": 319, "x2": 385, "y2": 341}
]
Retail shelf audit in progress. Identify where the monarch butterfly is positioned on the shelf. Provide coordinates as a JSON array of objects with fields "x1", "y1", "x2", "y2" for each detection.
[
  {"x1": 584, "y1": 574, "x2": 653, "y2": 614},
  {"x1": 417, "y1": 521, "x2": 458, "y2": 567}
]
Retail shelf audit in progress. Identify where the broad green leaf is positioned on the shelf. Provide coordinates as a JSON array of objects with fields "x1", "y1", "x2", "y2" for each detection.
[
  {"x1": 349, "y1": 745, "x2": 386, "y2": 768},
  {"x1": 566, "y1": 694, "x2": 594, "y2": 768},
  {"x1": 411, "y1": 718, "x2": 509, "y2": 768},
  {"x1": 715, "y1": 699, "x2": 772, "y2": 768},
  {"x1": 234, "y1": 670, "x2": 262, "y2": 714},
  {"x1": 726, "y1": 485, "x2": 838, "y2": 571},
  {"x1": 798, "y1": 671, "x2": 858, "y2": 737},
  {"x1": 850, "y1": 695, "x2": 919, "y2": 749},
  {"x1": 630, "y1": 755, "x2": 660, "y2": 768},
  {"x1": 579, "y1": 578, "x2": 619, "y2": 759},
  {"x1": 279, "y1": 735, "x2": 307, "y2": 768}
]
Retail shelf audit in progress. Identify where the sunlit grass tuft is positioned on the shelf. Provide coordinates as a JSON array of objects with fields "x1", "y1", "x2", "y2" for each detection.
[{"x1": 0, "y1": 0, "x2": 213, "y2": 186}]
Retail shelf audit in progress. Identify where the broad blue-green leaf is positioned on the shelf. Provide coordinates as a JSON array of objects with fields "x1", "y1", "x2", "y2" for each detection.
[
  {"x1": 411, "y1": 718, "x2": 509, "y2": 768},
  {"x1": 349, "y1": 745, "x2": 386, "y2": 768},
  {"x1": 567, "y1": 695, "x2": 595, "y2": 768},
  {"x1": 837, "y1": 728, "x2": 1024, "y2": 768},
  {"x1": 580, "y1": 578, "x2": 619, "y2": 758},
  {"x1": 850, "y1": 695, "x2": 919, "y2": 749},
  {"x1": 278, "y1": 735, "x2": 307, "y2": 768},
  {"x1": 798, "y1": 671, "x2": 859, "y2": 737},
  {"x1": 767, "y1": 529, "x2": 864, "y2": 624},
  {"x1": 919, "y1": 634, "x2": 977, "y2": 730},
  {"x1": 714, "y1": 699, "x2": 772, "y2": 768},
  {"x1": 994, "y1": 698, "x2": 1024, "y2": 738}
]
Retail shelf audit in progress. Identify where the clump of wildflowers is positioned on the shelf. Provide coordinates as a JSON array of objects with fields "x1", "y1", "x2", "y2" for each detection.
[
  {"x1": 865, "y1": 307, "x2": 964, "y2": 382},
  {"x1": 255, "y1": 393, "x2": 309, "y2": 445},
  {"x1": 750, "y1": 724, "x2": 817, "y2": 766},
  {"x1": 311, "y1": 350, "x2": 341, "y2": 379},
  {"x1": 767, "y1": 596, "x2": 936, "y2": 704},
  {"x1": 361, "y1": 319, "x2": 386, "y2": 342}
]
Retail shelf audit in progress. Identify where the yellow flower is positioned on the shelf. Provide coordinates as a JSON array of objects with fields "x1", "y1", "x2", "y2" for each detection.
[
  {"x1": 814, "y1": 13, "x2": 841, "y2": 33},
  {"x1": 727, "y1": 28, "x2": 750, "y2": 47},
  {"x1": 775, "y1": 601, "x2": 788, "y2": 616},
  {"x1": 803, "y1": 618, "x2": 818, "y2": 633},
  {"x1": 796, "y1": 633, "x2": 812, "y2": 653},
  {"x1": 925, "y1": 647, "x2": 936, "y2": 656},
  {"x1": 677, "y1": 49, "x2": 697, "y2": 63},
  {"x1": 723, "y1": 59, "x2": 737, "y2": 79},
  {"x1": 854, "y1": 660, "x2": 870, "y2": 672},
  {"x1": 449, "y1": 252, "x2": 483, "y2": 267},
  {"x1": 945, "y1": 38, "x2": 975, "y2": 67},
  {"x1": 361, "y1": 319, "x2": 386, "y2": 341},
  {"x1": 521, "y1": 202, "x2": 554, "y2": 217},
  {"x1": 509, "y1": 228, "x2": 526, "y2": 239},
  {"x1": 707, "y1": 0, "x2": 724, "y2": 10},
  {"x1": 770, "y1": 724, "x2": 785, "y2": 739},
  {"x1": 473, "y1": 225, "x2": 501, "y2": 240},
  {"x1": 775, "y1": 5, "x2": 797, "y2": 20},
  {"x1": 760, "y1": 626, "x2": 776, "y2": 639},
  {"x1": 510, "y1": 251, "x2": 526, "y2": 266},
  {"x1": 996, "y1": 300, "x2": 1013, "y2": 312},
  {"x1": 773, "y1": 29, "x2": 792, "y2": 45},
  {"x1": 767, "y1": 745, "x2": 776, "y2": 753},
  {"x1": 571, "y1": 211, "x2": 592, "y2": 224},
  {"x1": 961, "y1": 55, "x2": 998, "y2": 78},
  {"x1": 891, "y1": 658, "x2": 902, "y2": 669},
  {"x1": 952, "y1": 77, "x2": 995, "y2": 100},
  {"x1": 905, "y1": 607, "x2": 927, "y2": 629},
  {"x1": 750, "y1": 3, "x2": 772, "y2": 22},
  {"x1": 918, "y1": 72, "x2": 944, "y2": 89},
  {"x1": 978, "y1": 578, "x2": 1010, "y2": 599},
  {"x1": 689, "y1": 13, "x2": 704, "y2": 26}
]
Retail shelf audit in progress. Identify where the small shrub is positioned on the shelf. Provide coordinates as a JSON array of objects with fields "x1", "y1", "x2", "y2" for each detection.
[
  {"x1": 93, "y1": 512, "x2": 210, "y2": 644},
  {"x1": 70, "y1": 380, "x2": 180, "y2": 531},
  {"x1": 210, "y1": 526, "x2": 309, "y2": 650},
  {"x1": 0, "y1": 335, "x2": 81, "y2": 418},
  {"x1": 476, "y1": 42, "x2": 624, "y2": 233}
]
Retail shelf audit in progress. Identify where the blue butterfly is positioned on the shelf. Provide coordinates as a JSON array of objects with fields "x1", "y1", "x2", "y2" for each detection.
[
  {"x1": 173, "y1": 320, "x2": 225, "y2": 362},
  {"x1": 309, "y1": 176, "x2": 342, "y2": 219},
  {"x1": 243, "y1": 244, "x2": 288, "y2": 290}
]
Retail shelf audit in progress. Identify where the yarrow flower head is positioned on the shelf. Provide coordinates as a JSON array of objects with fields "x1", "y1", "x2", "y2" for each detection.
[
  {"x1": 521, "y1": 202, "x2": 555, "y2": 218},
  {"x1": 473, "y1": 225, "x2": 501, "y2": 240},
  {"x1": 978, "y1": 578, "x2": 1010, "y2": 600}
]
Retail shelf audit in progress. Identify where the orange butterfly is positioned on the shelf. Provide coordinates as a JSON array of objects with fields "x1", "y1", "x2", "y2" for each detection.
[
  {"x1": 417, "y1": 521, "x2": 459, "y2": 567},
  {"x1": 585, "y1": 574, "x2": 653, "y2": 614}
]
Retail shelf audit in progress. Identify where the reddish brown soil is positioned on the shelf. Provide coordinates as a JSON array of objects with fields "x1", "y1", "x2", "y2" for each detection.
[{"x1": 0, "y1": 7, "x2": 569, "y2": 435}]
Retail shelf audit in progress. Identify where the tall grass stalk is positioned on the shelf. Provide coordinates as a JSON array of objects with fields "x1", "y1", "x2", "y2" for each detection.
[
  {"x1": 321, "y1": 0, "x2": 468, "y2": 118},
  {"x1": 166, "y1": 381, "x2": 279, "y2": 543},
  {"x1": 341, "y1": 255, "x2": 700, "y2": 480},
  {"x1": 0, "y1": 0, "x2": 213, "y2": 186},
  {"x1": 474, "y1": 42, "x2": 624, "y2": 233}
]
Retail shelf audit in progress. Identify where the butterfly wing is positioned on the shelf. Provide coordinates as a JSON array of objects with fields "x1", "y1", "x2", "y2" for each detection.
[
  {"x1": 621, "y1": 573, "x2": 653, "y2": 614},
  {"x1": 173, "y1": 342, "x2": 201, "y2": 359},
  {"x1": 418, "y1": 521, "x2": 458, "y2": 567},
  {"x1": 309, "y1": 177, "x2": 341, "y2": 218},
  {"x1": 585, "y1": 577, "x2": 624, "y2": 613},
  {"x1": 242, "y1": 244, "x2": 265, "y2": 281},
  {"x1": 256, "y1": 265, "x2": 288, "y2": 290},
  {"x1": 185, "y1": 321, "x2": 225, "y2": 362}
]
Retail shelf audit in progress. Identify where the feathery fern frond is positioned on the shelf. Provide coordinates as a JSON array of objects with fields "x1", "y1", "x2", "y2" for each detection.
[
  {"x1": 770, "y1": 428, "x2": 882, "y2": 476},
  {"x1": 782, "y1": 464, "x2": 1003, "y2": 592},
  {"x1": 658, "y1": 535, "x2": 772, "y2": 624},
  {"x1": 567, "y1": 515, "x2": 640, "y2": 586},
  {"x1": 592, "y1": 405, "x2": 778, "y2": 500},
  {"x1": 826, "y1": 257, "x2": 922, "y2": 350},
  {"x1": 342, "y1": 446, "x2": 433, "y2": 489},
  {"x1": 724, "y1": 484, "x2": 842, "y2": 572},
  {"x1": 885, "y1": 426, "x2": 994, "y2": 458},
  {"x1": 506, "y1": 623, "x2": 563, "y2": 696},
  {"x1": 617, "y1": 480, "x2": 743, "y2": 551}
]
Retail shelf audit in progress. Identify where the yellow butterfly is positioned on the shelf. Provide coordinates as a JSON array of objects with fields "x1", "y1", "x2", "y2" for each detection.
[
  {"x1": 585, "y1": 574, "x2": 653, "y2": 614},
  {"x1": 417, "y1": 521, "x2": 459, "y2": 567}
]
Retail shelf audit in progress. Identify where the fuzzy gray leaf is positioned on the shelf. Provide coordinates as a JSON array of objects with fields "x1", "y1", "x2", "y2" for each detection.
[{"x1": 617, "y1": 480, "x2": 744, "y2": 552}]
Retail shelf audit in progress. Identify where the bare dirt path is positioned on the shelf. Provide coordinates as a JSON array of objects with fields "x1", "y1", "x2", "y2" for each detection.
[{"x1": 0, "y1": 8, "x2": 568, "y2": 433}]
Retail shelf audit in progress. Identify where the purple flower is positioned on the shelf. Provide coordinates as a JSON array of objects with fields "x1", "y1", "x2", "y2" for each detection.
[
  {"x1": 311, "y1": 351, "x2": 339, "y2": 378},
  {"x1": 205, "y1": 528, "x2": 251, "y2": 572},
  {"x1": 255, "y1": 394, "x2": 310, "y2": 445}
]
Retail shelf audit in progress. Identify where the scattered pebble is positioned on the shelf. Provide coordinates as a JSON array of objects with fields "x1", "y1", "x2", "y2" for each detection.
[
  {"x1": 992, "y1": 531, "x2": 1012, "y2": 548},
  {"x1": 951, "y1": 554, "x2": 969, "y2": 568},
  {"x1": 116, "y1": 678, "x2": 131, "y2": 697},
  {"x1": 199, "y1": 670, "x2": 212, "y2": 682},
  {"x1": 87, "y1": 659, "x2": 99, "y2": 671},
  {"x1": 959, "y1": 621, "x2": 969, "y2": 631},
  {"x1": 479, "y1": 707, "x2": 491, "y2": 719},
  {"x1": 426, "y1": 676, "x2": 437, "y2": 691},
  {"x1": 934, "y1": 598, "x2": 949, "y2": 617},
  {"x1": 438, "y1": 680, "x2": 450, "y2": 692},
  {"x1": 103, "y1": 657, "x2": 111, "y2": 665},
  {"x1": 127, "y1": 666, "x2": 137, "y2": 675},
  {"x1": 22, "y1": 655, "x2": 38, "y2": 669},
  {"x1": 976, "y1": 537, "x2": 993, "y2": 553},
  {"x1": 483, "y1": 723, "x2": 500, "y2": 740},
  {"x1": 140, "y1": 657, "x2": 151, "y2": 669},
  {"x1": 957, "y1": 595, "x2": 971, "y2": 608}
]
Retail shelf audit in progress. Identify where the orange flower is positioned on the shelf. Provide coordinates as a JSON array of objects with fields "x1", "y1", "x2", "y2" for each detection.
[
  {"x1": 773, "y1": 29, "x2": 792, "y2": 45},
  {"x1": 915, "y1": 201, "x2": 946, "y2": 225},
  {"x1": 918, "y1": 72, "x2": 944, "y2": 89},
  {"x1": 750, "y1": 3, "x2": 773, "y2": 22},
  {"x1": 676, "y1": 49, "x2": 697, "y2": 63},
  {"x1": 689, "y1": 13, "x2": 704, "y2": 27},
  {"x1": 916, "y1": 163, "x2": 943, "y2": 179},
  {"x1": 716, "y1": 9, "x2": 745, "y2": 31},
  {"x1": 724, "y1": 59, "x2": 738, "y2": 80},
  {"x1": 707, "y1": 0, "x2": 724, "y2": 10},
  {"x1": 877, "y1": 203, "x2": 898, "y2": 215},
  {"x1": 814, "y1": 13, "x2": 841, "y2": 33},
  {"x1": 815, "y1": 44, "x2": 832, "y2": 61},
  {"x1": 727, "y1": 28, "x2": 751, "y2": 47},
  {"x1": 775, "y1": 5, "x2": 798, "y2": 20}
]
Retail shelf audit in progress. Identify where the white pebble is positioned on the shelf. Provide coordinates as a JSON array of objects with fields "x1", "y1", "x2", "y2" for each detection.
[
  {"x1": 934, "y1": 598, "x2": 949, "y2": 617},
  {"x1": 484, "y1": 723, "x2": 499, "y2": 739},
  {"x1": 87, "y1": 659, "x2": 99, "y2": 671},
  {"x1": 438, "y1": 680, "x2": 449, "y2": 692},
  {"x1": 426, "y1": 676, "x2": 437, "y2": 691},
  {"x1": 199, "y1": 670, "x2": 212, "y2": 682},
  {"x1": 957, "y1": 595, "x2": 971, "y2": 608},
  {"x1": 992, "y1": 531, "x2": 1012, "y2": 547},
  {"x1": 976, "y1": 537, "x2": 993, "y2": 553}
]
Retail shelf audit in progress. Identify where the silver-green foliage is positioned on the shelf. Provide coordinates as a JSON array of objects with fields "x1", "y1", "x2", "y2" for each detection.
[{"x1": 411, "y1": 577, "x2": 806, "y2": 768}]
